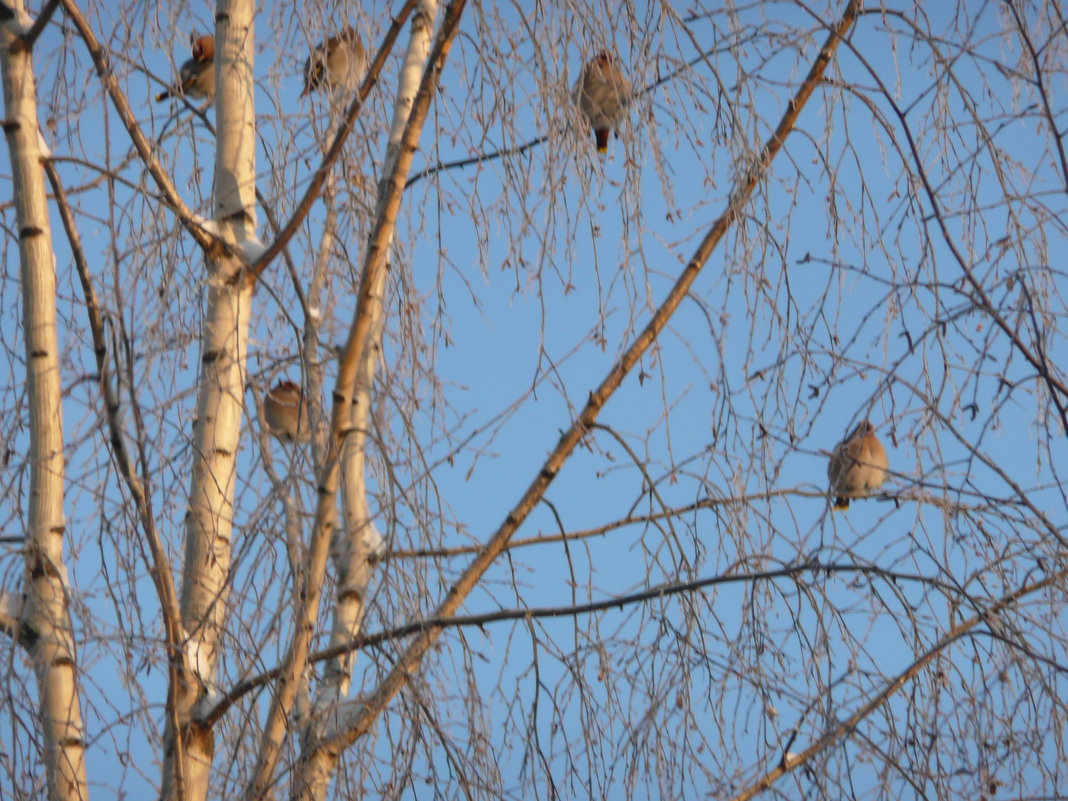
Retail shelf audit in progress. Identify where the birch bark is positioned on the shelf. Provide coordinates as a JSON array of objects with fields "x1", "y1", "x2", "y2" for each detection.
[
  {"x1": 289, "y1": 5, "x2": 440, "y2": 800},
  {"x1": 159, "y1": 2, "x2": 258, "y2": 799},
  {"x1": 0, "y1": 8, "x2": 89, "y2": 801},
  {"x1": 326, "y1": 0, "x2": 438, "y2": 708}
]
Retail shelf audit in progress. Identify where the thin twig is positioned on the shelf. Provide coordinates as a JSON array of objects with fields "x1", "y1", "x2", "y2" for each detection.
[
  {"x1": 320, "y1": 0, "x2": 866, "y2": 756},
  {"x1": 202, "y1": 558, "x2": 984, "y2": 724},
  {"x1": 247, "y1": 0, "x2": 421, "y2": 281},
  {"x1": 729, "y1": 567, "x2": 1068, "y2": 801}
]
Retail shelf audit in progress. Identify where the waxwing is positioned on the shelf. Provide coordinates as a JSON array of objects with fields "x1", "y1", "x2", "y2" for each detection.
[
  {"x1": 301, "y1": 27, "x2": 367, "y2": 97},
  {"x1": 156, "y1": 34, "x2": 215, "y2": 102},
  {"x1": 573, "y1": 51, "x2": 630, "y2": 153},
  {"x1": 263, "y1": 380, "x2": 312, "y2": 443},
  {"x1": 827, "y1": 421, "x2": 888, "y2": 510}
]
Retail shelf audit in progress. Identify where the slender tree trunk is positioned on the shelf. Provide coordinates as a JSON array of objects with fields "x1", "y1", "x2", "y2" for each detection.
[
  {"x1": 159, "y1": 1, "x2": 258, "y2": 800},
  {"x1": 291, "y1": 4, "x2": 445, "y2": 798},
  {"x1": 326, "y1": 0, "x2": 438, "y2": 707},
  {"x1": 0, "y1": 9, "x2": 89, "y2": 801}
]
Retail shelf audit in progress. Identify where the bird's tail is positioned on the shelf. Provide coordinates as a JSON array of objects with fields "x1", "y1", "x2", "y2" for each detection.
[
  {"x1": 595, "y1": 128, "x2": 609, "y2": 153},
  {"x1": 833, "y1": 497, "x2": 850, "y2": 511}
]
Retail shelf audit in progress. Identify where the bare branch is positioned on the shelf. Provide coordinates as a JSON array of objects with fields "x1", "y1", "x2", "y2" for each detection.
[
  {"x1": 247, "y1": 0, "x2": 420, "y2": 282},
  {"x1": 320, "y1": 0, "x2": 864, "y2": 757},
  {"x1": 57, "y1": 0, "x2": 218, "y2": 253},
  {"x1": 729, "y1": 568, "x2": 1068, "y2": 801}
]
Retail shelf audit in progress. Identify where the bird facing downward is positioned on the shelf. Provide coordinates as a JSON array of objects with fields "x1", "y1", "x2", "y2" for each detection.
[
  {"x1": 573, "y1": 51, "x2": 630, "y2": 153},
  {"x1": 156, "y1": 34, "x2": 215, "y2": 102},
  {"x1": 263, "y1": 380, "x2": 312, "y2": 443},
  {"x1": 301, "y1": 27, "x2": 367, "y2": 97},
  {"x1": 827, "y1": 420, "x2": 888, "y2": 510}
]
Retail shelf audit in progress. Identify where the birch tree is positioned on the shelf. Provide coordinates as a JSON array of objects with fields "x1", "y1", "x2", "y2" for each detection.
[
  {"x1": 1, "y1": 0, "x2": 1066, "y2": 799},
  {"x1": 1, "y1": 4, "x2": 87, "y2": 800}
]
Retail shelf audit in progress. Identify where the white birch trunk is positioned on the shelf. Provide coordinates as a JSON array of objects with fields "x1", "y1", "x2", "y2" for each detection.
[
  {"x1": 0, "y1": 9, "x2": 89, "y2": 801},
  {"x1": 326, "y1": 0, "x2": 439, "y2": 701},
  {"x1": 292, "y1": 3, "x2": 439, "y2": 798},
  {"x1": 159, "y1": 2, "x2": 257, "y2": 800}
]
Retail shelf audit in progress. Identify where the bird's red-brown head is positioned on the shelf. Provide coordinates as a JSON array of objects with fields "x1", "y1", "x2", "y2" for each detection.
[{"x1": 191, "y1": 34, "x2": 214, "y2": 63}]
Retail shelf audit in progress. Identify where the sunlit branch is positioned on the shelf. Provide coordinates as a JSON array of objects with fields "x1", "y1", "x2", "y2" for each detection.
[
  {"x1": 385, "y1": 487, "x2": 1005, "y2": 560},
  {"x1": 247, "y1": 0, "x2": 420, "y2": 281},
  {"x1": 590, "y1": 421, "x2": 682, "y2": 545},
  {"x1": 319, "y1": 0, "x2": 868, "y2": 756},
  {"x1": 57, "y1": 0, "x2": 218, "y2": 253},
  {"x1": 22, "y1": 0, "x2": 58, "y2": 48},
  {"x1": 202, "y1": 558, "x2": 983, "y2": 725},
  {"x1": 405, "y1": 132, "x2": 552, "y2": 189},
  {"x1": 2, "y1": 153, "x2": 154, "y2": 211},
  {"x1": 405, "y1": 45, "x2": 724, "y2": 189},
  {"x1": 43, "y1": 163, "x2": 185, "y2": 726},
  {"x1": 241, "y1": 3, "x2": 467, "y2": 796},
  {"x1": 730, "y1": 567, "x2": 1068, "y2": 801}
]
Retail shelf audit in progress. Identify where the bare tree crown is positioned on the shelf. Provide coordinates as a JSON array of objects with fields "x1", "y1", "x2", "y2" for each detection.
[{"x1": 0, "y1": 1, "x2": 1065, "y2": 800}]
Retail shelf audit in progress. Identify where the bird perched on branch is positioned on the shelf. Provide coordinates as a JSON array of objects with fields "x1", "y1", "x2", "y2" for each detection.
[
  {"x1": 301, "y1": 27, "x2": 367, "y2": 97},
  {"x1": 827, "y1": 420, "x2": 888, "y2": 510},
  {"x1": 156, "y1": 34, "x2": 215, "y2": 102},
  {"x1": 573, "y1": 51, "x2": 630, "y2": 153},
  {"x1": 263, "y1": 380, "x2": 312, "y2": 443}
]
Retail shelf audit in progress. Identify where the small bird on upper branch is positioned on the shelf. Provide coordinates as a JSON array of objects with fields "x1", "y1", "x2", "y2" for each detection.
[
  {"x1": 573, "y1": 51, "x2": 630, "y2": 154},
  {"x1": 156, "y1": 34, "x2": 215, "y2": 102},
  {"x1": 827, "y1": 420, "x2": 888, "y2": 510},
  {"x1": 263, "y1": 380, "x2": 312, "y2": 443},
  {"x1": 301, "y1": 27, "x2": 367, "y2": 97}
]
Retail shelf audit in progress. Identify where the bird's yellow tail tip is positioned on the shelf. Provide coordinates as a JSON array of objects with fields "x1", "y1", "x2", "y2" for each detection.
[{"x1": 833, "y1": 497, "x2": 850, "y2": 511}]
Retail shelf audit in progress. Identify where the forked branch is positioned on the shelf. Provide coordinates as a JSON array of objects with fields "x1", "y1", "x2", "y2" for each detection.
[{"x1": 315, "y1": 0, "x2": 864, "y2": 760}]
